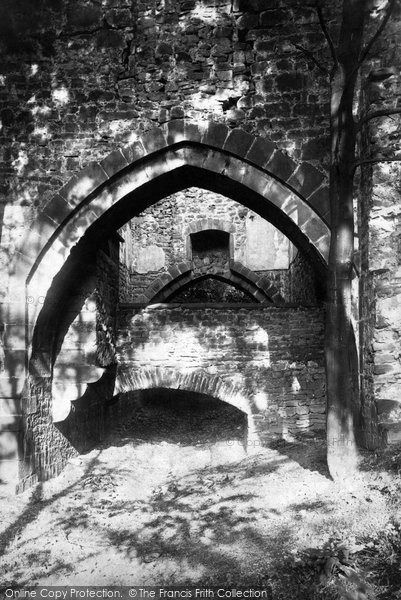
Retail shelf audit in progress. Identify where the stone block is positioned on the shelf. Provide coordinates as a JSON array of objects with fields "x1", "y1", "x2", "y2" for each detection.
[
  {"x1": 246, "y1": 138, "x2": 276, "y2": 168},
  {"x1": 315, "y1": 234, "x2": 330, "y2": 262},
  {"x1": 42, "y1": 193, "x2": 73, "y2": 225},
  {"x1": 184, "y1": 122, "x2": 202, "y2": 143},
  {"x1": 266, "y1": 151, "x2": 297, "y2": 182},
  {"x1": 140, "y1": 128, "x2": 168, "y2": 155},
  {"x1": 301, "y1": 137, "x2": 329, "y2": 161},
  {"x1": 58, "y1": 163, "x2": 108, "y2": 209},
  {"x1": 308, "y1": 185, "x2": 330, "y2": 223},
  {"x1": 260, "y1": 9, "x2": 287, "y2": 26},
  {"x1": 237, "y1": 13, "x2": 259, "y2": 29},
  {"x1": 96, "y1": 29, "x2": 125, "y2": 50},
  {"x1": 276, "y1": 72, "x2": 307, "y2": 92},
  {"x1": 223, "y1": 155, "x2": 249, "y2": 183},
  {"x1": 300, "y1": 216, "x2": 327, "y2": 245},
  {"x1": 266, "y1": 179, "x2": 293, "y2": 209},
  {"x1": 122, "y1": 140, "x2": 146, "y2": 165},
  {"x1": 66, "y1": 3, "x2": 102, "y2": 30},
  {"x1": 223, "y1": 128, "x2": 254, "y2": 157},
  {"x1": 288, "y1": 163, "x2": 326, "y2": 199},
  {"x1": 202, "y1": 122, "x2": 229, "y2": 149},
  {"x1": 100, "y1": 149, "x2": 129, "y2": 178},
  {"x1": 165, "y1": 119, "x2": 185, "y2": 146}
]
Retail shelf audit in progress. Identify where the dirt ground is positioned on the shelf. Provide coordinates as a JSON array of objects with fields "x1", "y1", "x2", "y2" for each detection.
[{"x1": 1, "y1": 393, "x2": 400, "y2": 599}]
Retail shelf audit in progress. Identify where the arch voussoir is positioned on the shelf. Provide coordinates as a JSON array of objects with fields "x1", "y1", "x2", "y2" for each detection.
[
  {"x1": 266, "y1": 150, "x2": 298, "y2": 183},
  {"x1": 266, "y1": 179, "x2": 295, "y2": 212},
  {"x1": 100, "y1": 148, "x2": 129, "y2": 178},
  {"x1": 183, "y1": 120, "x2": 203, "y2": 143},
  {"x1": 139, "y1": 127, "x2": 168, "y2": 155},
  {"x1": 223, "y1": 155, "x2": 251, "y2": 184},
  {"x1": 22, "y1": 140, "x2": 330, "y2": 308},
  {"x1": 245, "y1": 137, "x2": 276, "y2": 168},
  {"x1": 315, "y1": 233, "x2": 330, "y2": 257},
  {"x1": 201, "y1": 122, "x2": 229, "y2": 148},
  {"x1": 121, "y1": 139, "x2": 146, "y2": 165},
  {"x1": 57, "y1": 162, "x2": 108, "y2": 209},
  {"x1": 201, "y1": 147, "x2": 231, "y2": 175},
  {"x1": 308, "y1": 186, "x2": 330, "y2": 222},
  {"x1": 42, "y1": 193, "x2": 74, "y2": 227},
  {"x1": 144, "y1": 260, "x2": 284, "y2": 305},
  {"x1": 241, "y1": 166, "x2": 272, "y2": 198},
  {"x1": 287, "y1": 162, "x2": 326, "y2": 201},
  {"x1": 115, "y1": 366, "x2": 252, "y2": 416},
  {"x1": 164, "y1": 119, "x2": 186, "y2": 145},
  {"x1": 223, "y1": 128, "x2": 254, "y2": 157}
]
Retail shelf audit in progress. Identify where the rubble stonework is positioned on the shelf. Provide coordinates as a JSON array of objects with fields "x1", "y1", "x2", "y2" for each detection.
[{"x1": 115, "y1": 304, "x2": 326, "y2": 438}]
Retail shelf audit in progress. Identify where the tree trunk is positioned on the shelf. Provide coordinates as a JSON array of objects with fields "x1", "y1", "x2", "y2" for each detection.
[{"x1": 325, "y1": 0, "x2": 366, "y2": 481}]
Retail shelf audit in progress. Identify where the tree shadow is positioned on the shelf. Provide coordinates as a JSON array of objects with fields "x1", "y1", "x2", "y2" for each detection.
[
  {"x1": 0, "y1": 450, "x2": 104, "y2": 588},
  {"x1": 0, "y1": 423, "x2": 337, "y2": 598},
  {"x1": 266, "y1": 431, "x2": 331, "y2": 479}
]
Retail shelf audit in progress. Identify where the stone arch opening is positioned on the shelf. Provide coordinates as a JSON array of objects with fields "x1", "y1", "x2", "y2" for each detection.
[
  {"x1": 23, "y1": 143, "x2": 329, "y2": 351},
  {"x1": 105, "y1": 387, "x2": 248, "y2": 445},
  {"x1": 185, "y1": 218, "x2": 236, "y2": 262},
  {"x1": 150, "y1": 271, "x2": 272, "y2": 304},
  {"x1": 105, "y1": 387, "x2": 249, "y2": 466},
  {"x1": 1, "y1": 121, "x2": 331, "y2": 490},
  {"x1": 109, "y1": 367, "x2": 259, "y2": 452}
]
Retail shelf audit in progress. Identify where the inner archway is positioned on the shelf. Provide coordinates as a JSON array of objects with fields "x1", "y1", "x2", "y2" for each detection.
[{"x1": 107, "y1": 387, "x2": 248, "y2": 454}]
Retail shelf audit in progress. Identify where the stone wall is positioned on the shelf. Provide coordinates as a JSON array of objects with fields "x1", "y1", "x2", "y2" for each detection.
[
  {"x1": 0, "y1": 0, "x2": 332, "y2": 251},
  {"x1": 119, "y1": 188, "x2": 320, "y2": 304},
  {"x1": 358, "y1": 15, "x2": 401, "y2": 444},
  {"x1": 116, "y1": 304, "x2": 326, "y2": 439}
]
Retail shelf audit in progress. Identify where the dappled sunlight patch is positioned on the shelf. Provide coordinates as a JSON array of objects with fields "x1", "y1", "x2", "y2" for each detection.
[
  {"x1": 52, "y1": 86, "x2": 70, "y2": 106},
  {"x1": 32, "y1": 125, "x2": 50, "y2": 142},
  {"x1": 0, "y1": 436, "x2": 400, "y2": 591},
  {"x1": 12, "y1": 150, "x2": 29, "y2": 176}
]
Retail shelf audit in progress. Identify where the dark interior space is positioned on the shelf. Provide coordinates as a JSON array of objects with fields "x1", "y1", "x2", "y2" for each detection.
[{"x1": 106, "y1": 387, "x2": 248, "y2": 446}]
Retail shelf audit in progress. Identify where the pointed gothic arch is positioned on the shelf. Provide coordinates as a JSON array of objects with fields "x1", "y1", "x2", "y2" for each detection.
[{"x1": 0, "y1": 119, "x2": 331, "y2": 490}]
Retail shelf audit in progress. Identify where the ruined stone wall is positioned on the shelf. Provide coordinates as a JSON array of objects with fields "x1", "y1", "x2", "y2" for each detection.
[
  {"x1": 116, "y1": 304, "x2": 326, "y2": 438},
  {"x1": 358, "y1": 11, "x2": 401, "y2": 445},
  {"x1": 119, "y1": 187, "x2": 319, "y2": 304},
  {"x1": 0, "y1": 0, "x2": 332, "y2": 244}
]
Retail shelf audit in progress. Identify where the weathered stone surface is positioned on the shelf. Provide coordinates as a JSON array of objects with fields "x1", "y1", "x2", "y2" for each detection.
[
  {"x1": 116, "y1": 304, "x2": 326, "y2": 435},
  {"x1": 223, "y1": 128, "x2": 254, "y2": 156}
]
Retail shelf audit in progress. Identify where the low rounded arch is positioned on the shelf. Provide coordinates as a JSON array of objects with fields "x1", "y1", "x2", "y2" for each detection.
[{"x1": 115, "y1": 367, "x2": 254, "y2": 418}]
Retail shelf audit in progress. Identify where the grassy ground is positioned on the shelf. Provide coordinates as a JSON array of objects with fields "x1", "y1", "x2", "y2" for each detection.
[{"x1": 0, "y1": 395, "x2": 400, "y2": 599}]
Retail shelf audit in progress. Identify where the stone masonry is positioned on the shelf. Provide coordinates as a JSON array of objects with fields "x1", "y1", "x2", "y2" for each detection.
[
  {"x1": 0, "y1": 0, "x2": 400, "y2": 492},
  {"x1": 116, "y1": 304, "x2": 326, "y2": 440}
]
